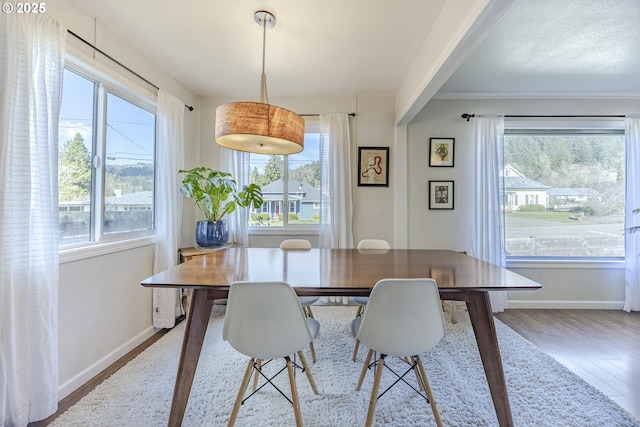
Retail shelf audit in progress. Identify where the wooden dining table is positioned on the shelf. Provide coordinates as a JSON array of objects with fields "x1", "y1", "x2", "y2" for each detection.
[{"x1": 141, "y1": 247, "x2": 542, "y2": 427}]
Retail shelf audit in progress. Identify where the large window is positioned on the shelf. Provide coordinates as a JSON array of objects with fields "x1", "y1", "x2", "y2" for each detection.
[
  {"x1": 504, "y1": 128, "x2": 625, "y2": 258},
  {"x1": 249, "y1": 119, "x2": 320, "y2": 228},
  {"x1": 58, "y1": 65, "x2": 156, "y2": 247}
]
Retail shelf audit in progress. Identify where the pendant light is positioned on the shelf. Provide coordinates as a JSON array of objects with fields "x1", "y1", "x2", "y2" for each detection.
[{"x1": 215, "y1": 10, "x2": 304, "y2": 155}]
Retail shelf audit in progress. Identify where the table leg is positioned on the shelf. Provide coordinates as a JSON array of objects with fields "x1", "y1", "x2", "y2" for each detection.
[
  {"x1": 465, "y1": 291, "x2": 514, "y2": 427},
  {"x1": 168, "y1": 288, "x2": 216, "y2": 427}
]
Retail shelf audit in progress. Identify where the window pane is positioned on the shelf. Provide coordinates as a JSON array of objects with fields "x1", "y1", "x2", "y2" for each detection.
[
  {"x1": 248, "y1": 131, "x2": 321, "y2": 228},
  {"x1": 250, "y1": 154, "x2": 284, "y2": 227},
  {"x1": 287, "y1": 133, "x2": 320, "y2": 225},
  {"x1": 504, "y1": 131, "x2": 625, "y2": 257},
  {"x1": 104, "y1": 93, "x2": 155, "y2": 235},
  {"x1": 58, "y1": 69, "x2": 94, "y2": 246}
]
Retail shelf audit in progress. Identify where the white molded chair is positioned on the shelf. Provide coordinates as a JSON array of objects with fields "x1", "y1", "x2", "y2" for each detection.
[
  {"x1": 223, "y1": 281, "x2": 320, "y2": 427},
  {"x1": 350, "y1": 239, "x2": 391, "y2": 361},
  {"x1": 280, "y1": 239, "x2": 321, "y2": 321},
  {"x1": 351, "y1": 278, "x2": 445, "y2": 427}
]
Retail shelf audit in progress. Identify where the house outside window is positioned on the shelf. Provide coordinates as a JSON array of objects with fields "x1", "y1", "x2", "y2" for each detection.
[
  {"x1": 249, "y1": 118, "x2": 320, "y2": 228},
  {"x1": 504, "y1": 128, "x2": 625, "y2": 258},
  {"x1": 58, "y1": 64, "x2": 156, "y2": 248}
]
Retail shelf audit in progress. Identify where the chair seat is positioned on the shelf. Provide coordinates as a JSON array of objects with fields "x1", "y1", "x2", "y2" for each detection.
[
  {"x1": 298, "y1": 296, "x2": 320, "y2": 307},
  {"x1": 349, "y1": 296, "x2": 368, "y2": 306},
  {"x1": 306, "y1": 317, "x2": 320, "y2": 339},
  {"x1": 350, "y1": 317, "x2": 362, "y2": 338}
]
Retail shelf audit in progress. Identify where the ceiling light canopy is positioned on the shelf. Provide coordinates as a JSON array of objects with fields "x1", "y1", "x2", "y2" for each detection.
[{"x1": 215, "y1": 11, "x2": 304, "y2": 155}]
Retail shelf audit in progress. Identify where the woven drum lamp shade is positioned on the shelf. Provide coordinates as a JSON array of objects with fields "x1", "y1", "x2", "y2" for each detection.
[{"x1": 215, "y1": 102, "x2": 304, "y2": 155}]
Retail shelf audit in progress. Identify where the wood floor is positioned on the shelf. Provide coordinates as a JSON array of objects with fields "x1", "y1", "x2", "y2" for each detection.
[
  {"x1": 496, "y1": 309, "x2": 640, "y2": 421},
  {"x1": 31, "y1": 310, "x2": 640, "y2": 425}
]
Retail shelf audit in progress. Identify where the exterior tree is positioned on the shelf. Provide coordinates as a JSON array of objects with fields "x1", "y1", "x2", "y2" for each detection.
[
  {"x1": 59, "y1": 133, "x2": 91, "y2": 201},
  {"x1": 290, "y1": 161, "x2": 320, "y2": 188},
  {"x1": 250, "y1": 167, "x2": 261, "y2": 186},
  {"x1": 262, "y1": 155, "x2": 284, "y2": 185}
]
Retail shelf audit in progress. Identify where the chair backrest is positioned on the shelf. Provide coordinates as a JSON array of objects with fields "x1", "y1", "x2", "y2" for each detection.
[
  {"x1": 279, "y1": 239, "x2": 312, "y2": 249},
  {"x1": 223, "y1": 281, "x2": 313, "y2": 359},
  {"x1": 356, "y1": 278, "x2": 445, "y2": 357},
  {"x1": 357, "y1": 239, "x2": 391, "y2": 250}
]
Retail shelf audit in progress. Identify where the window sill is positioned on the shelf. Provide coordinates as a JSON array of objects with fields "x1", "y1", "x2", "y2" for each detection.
[
  {"x1": 59, "y1": 236, "x2": 155, "y2": 264},
  {"x1": 507, "y1": 257, "x2": 624, "y2": 270},
  {"x1": 249, "y1": 227, "x2": 319, "y2": 236}
]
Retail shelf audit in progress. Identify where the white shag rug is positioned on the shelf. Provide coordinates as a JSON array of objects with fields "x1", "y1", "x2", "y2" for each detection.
[{"x1": 51, "y1": 306, "x2": 640, "y2": 427}]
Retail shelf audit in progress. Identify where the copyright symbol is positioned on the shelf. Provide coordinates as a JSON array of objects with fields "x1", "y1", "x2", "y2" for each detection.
[{"x1": 2, "y1": 3, "x2": 13, "y2": 13}]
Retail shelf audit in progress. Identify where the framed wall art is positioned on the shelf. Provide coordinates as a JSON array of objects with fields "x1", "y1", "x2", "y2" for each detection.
[
  {"x1": 429, "y1": 138, "x2": 454, "y2": 167},
  {"x1": 358, "y1": 147, "x2": 389, "y2": 187},
  {"x1": 429, "y1": 180, "x2": 454, "y2": 210}
]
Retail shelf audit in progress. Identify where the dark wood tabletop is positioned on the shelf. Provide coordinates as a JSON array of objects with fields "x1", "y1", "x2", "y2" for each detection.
[{"x1": 142, "y1": 247, "x2": 540, "y2": 292}]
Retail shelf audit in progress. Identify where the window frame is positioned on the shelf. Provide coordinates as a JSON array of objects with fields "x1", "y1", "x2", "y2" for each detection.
[
  {"x1": 503, "y1": 121, "x2": 625, "y2": 262},
  {"x1": 249, "y1": 118, "x2": 322, "y2": 234},
  {"x1": 59, "y1": 54, "x2": 158, "y2": 258}
]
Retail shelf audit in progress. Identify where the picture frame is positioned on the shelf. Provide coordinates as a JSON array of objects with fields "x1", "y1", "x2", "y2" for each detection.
[
  {"x1": 429, "y1": 138, "x2": 455, "y2": 167},
  {"x1": 358, "y1": 147, "x2": 389, "y2": 187},
  {"x1": 429, "y1": 180, "x2": 454, "y2": 210}
]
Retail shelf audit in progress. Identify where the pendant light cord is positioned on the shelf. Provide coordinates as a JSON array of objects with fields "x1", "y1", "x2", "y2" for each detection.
[{"x1": 259, "y1": 12, "x2": 269, "y2": 104}]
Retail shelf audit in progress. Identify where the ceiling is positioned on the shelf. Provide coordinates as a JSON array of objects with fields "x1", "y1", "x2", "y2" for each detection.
[
  {"x1": 67, "y1": 0, "x2": 446, "y2": 98},
  {"x1": 67, "y1": 0, "x2": 640, "y2": 103},
  {"x1": 437, "y1": 0, "x2": 640, "y2": 98}
]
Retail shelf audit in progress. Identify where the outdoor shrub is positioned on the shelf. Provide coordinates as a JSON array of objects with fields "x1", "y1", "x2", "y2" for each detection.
[
  {"x1": 278, "y1": 213, "x2": 298, "y2": 221},
  {"x1": 518, "y1": 204, "x2": 546, "y2": 212}
]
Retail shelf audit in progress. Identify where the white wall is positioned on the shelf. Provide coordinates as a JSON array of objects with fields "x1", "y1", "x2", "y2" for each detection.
[
  {"x1": 58, "y1": 245, "x2": 155, "y2": 397},
  {"x1": 408, "y1": 98, "x2": 640, "y2": 309},
  {"x1": 47, "y1": 1, "x2": 199, "y2": 399},
  {"x1": 191, "y1": 95, "x2": 397, "y2": 248}
]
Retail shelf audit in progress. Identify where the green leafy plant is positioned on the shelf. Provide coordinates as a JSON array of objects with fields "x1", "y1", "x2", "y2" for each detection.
[{"x1": 179, "y1": 167, "x2": 263, "y2": 222}]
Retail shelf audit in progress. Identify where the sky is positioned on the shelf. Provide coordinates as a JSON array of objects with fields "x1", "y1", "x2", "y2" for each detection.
[{"x1": 59, "y1": 68, "x2": 155, "y2": 166}]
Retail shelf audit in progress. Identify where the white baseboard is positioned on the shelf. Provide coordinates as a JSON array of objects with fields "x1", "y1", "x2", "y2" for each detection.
[
  {"x1": 506, "y1": 300, "x2": 625, "y2": 310},
  {"x1": 58, "y1": 326, "x2": 157, "y2": 400}
]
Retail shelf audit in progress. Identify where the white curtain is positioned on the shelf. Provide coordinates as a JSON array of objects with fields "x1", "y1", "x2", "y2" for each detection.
[
  {"x1": 152, "y1": 90, "x2": 185, "y2": 328},
  {"x1": 624, "y1": 115, "x2": 640, "y2": 312},
  {"x1": 319, "y1": 114, "x2": 354, "y2": 249},
  {"x1": 220, "y1": 148, "x2": 251, "y2": 246},
  {"x1": 471, "y1": 114, "x2": 507, "y2": 312},
  {"x1": 0, "y1": 13, "x2": 65, "y2": 425}
]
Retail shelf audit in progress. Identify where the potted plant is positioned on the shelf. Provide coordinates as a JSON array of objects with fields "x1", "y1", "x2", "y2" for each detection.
[{"x1": 179, "y1": 167, "x2": 263, "y2": 247}]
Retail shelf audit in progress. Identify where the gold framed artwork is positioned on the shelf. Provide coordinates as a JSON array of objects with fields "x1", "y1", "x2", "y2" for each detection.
[
  {"x1": 358, "y1": 147, "x2": 389, "y2": 187},
  {"x1": 429, "y1": 137, "x2": 454, "y2": 167},
  {"x1": 429, "y1": 180, "x2": 454, "y2": 210}
]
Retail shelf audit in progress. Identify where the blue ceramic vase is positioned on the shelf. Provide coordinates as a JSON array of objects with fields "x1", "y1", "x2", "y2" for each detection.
[{"x1": 195, "y1": 220, "x2": 229, "y2": 247}]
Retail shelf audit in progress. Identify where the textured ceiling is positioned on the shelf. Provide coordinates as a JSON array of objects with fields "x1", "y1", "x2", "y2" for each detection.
[{"x1": 436, "y1": 0, "x2": 640, "y2": 98}]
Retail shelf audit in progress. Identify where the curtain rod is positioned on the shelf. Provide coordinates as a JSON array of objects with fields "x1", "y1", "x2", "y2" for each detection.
[
  {"x1": 461, "y1": 113, "x2": 624, "y2": 122},
  {"x1": 67, "y1": 30, "x2": 194, "y2": 112},
  {"x1": 300, "y1": 113, "x2": 356, "y2": 117}
]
